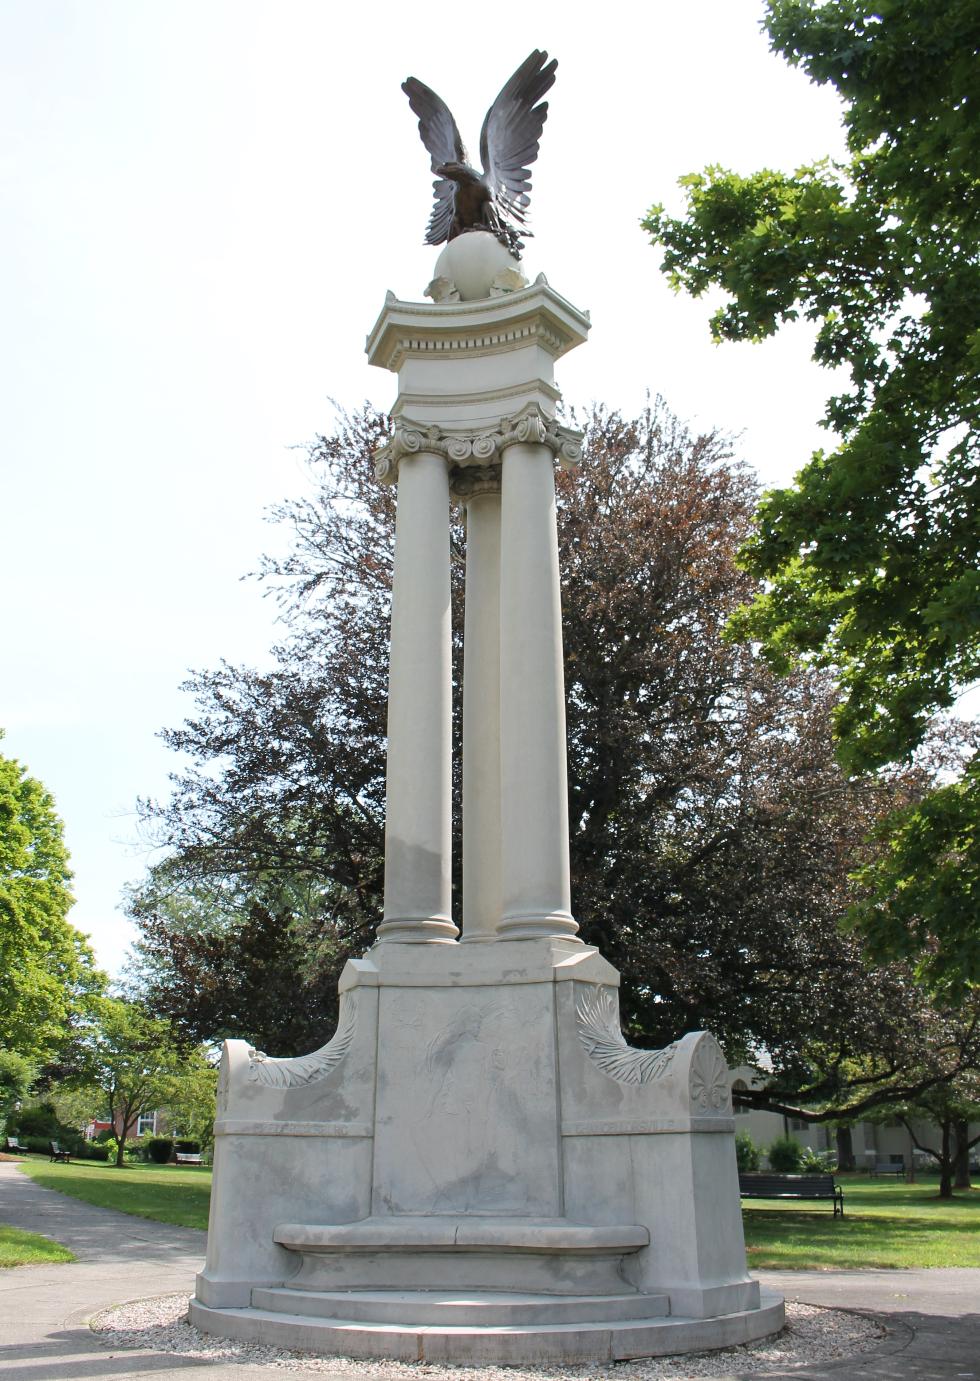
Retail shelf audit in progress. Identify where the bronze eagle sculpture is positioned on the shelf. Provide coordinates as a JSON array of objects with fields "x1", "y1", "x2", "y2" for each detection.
[{"x1": 402, "y1": 50, "x2": 557, "y2": 259}]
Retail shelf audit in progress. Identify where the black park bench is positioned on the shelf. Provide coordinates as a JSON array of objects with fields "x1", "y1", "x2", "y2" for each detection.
[
  {"x1": 870, "y1": 1159, "x2": 906, "y2": 1178},
  {"x1": 739, "y1": 1172, "x2": 844, "y2": 1216},
  {"x1": 4, "y1": 1136, "x2": 28, "y2": 1155},
  {"x1": 48, "y1": 1141, "x2": 72, "y2": 1163}
]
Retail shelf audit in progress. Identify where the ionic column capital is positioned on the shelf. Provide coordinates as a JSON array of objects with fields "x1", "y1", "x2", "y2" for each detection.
[
  {"x1": 451, "y1": 465, "x2": 502, "y2": 502},
  {"x1": 374, "y1": 404, "x2": 583, "y2": 486}
]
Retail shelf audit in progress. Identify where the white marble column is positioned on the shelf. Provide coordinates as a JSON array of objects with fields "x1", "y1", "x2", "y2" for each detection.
[
  {"x1": 379, "y1": 449, "x2": 457, "y2": 942},
  {"x1": 498, "y1": 440, "x2": 579, "y2": 941},
  {"x1": 460, "y1": 470, "x2": 502, "y2": 940}
]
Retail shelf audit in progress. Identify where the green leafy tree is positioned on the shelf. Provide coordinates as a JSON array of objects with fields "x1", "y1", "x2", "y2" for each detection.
[
  {"x1": 42, "y1": 1080, "x2": 106, "y2": 1137},
  {"x1": 71, "y1": 998, "x2": 185, "y2": 1167},
  {"x1": 0, "y1": 1050, "x2": 34, "y2": 1128},
  {"x1": 644, "y1": 0, "x2": 980, "y2": 987},
  {"x1": 159, "y1": 1052, "x2": 218, "y2": 1153},
  {"x1": 893, "y1": 1077, "x2": 980, "y2": 1199},
  {"x1": 0, "y1": 734, "x2": 105, "y2": 1064}
]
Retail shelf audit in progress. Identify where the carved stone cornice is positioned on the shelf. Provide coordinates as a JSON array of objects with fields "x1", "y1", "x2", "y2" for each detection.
[
  {"x1": 366, "y1": 278, "x2": 591, "y2": 375},
  {"x1": 374, "y1": 404, "x2": 583, "y2": 485}
]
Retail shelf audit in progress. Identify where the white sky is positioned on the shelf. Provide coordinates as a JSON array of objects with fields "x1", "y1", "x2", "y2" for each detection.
[{"x1": 1, "y1": 0, "x2": 849, "y2": 977}]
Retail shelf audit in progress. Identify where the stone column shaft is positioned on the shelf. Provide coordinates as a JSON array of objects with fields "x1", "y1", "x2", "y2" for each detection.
[
  {"x1": 498, "y1": 442, "x2": 579, "y2": 941},
  {"x1": 379, "y1": 450, "x2": 457, "y2": 942},
  {"x1": 461, "y1": 481, "x2": 502, "y2": 940}
]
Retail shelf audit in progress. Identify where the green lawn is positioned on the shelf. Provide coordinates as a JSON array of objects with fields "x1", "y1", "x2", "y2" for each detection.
[
  {"x1": 17, "y1": 1163, "x2": 979, "y2": 1270},
  {"x1": 19, "y1": 1158, "x2": 212, "y2": 1230},
  {"x1": 0, "y1": 1224, "x2": 75, "y2": 1268},
  {"x1": 743, "y1": 1176, "x2": 980, "y2": 1269}
]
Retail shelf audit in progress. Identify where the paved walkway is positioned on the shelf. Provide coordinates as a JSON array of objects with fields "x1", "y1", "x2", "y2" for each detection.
[{"x1": 1, "y1": 1161, "x2": 978, "y2": 1379}]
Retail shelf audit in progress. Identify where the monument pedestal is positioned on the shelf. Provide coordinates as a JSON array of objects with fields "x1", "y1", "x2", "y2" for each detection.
[{"x1": 192, "y1": 941, "x2": 781, "y2": 1361}]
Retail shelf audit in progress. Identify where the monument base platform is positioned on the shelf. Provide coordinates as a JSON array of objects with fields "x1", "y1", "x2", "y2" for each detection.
[
  {"x1": 190, "y1": 1289, "x2": 785, "y2": 1364},
  {"x1": 196, "y1": 939, "x2": 782, "y2": 1362}
]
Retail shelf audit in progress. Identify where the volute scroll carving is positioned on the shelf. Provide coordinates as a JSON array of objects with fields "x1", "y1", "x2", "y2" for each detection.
[{"x1": 373, "y1": 404, "x2": 583, "y2": 485}]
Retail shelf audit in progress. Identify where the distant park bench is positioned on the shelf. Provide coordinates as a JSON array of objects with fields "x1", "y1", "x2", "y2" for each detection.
[
  {"x1": 738, "y1": 1172, "x2": 844, "y2": 1217},
  {"x1": 5, "y1": 1136, "x2": 28, "y2": 1155},
  {"x1": 48, "y1": 1141, "x2": 72, "y2": 1163},
  {"x1": 870, "y1": 1160, "x2": 906, "y2": 1178},
  {"x1": 174, "y1": 1151, "x2": 203, "y2": 1166}
]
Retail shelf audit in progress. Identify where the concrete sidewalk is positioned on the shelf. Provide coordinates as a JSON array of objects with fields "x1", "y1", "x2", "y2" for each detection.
[{"x1": 1, "y1": 1161, "x2": 978, "y2": 1379}]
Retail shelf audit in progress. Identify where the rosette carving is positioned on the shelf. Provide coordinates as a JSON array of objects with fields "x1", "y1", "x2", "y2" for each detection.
[
  {"x1": 247, "y1": 991, "x2": 358, "y2": 1089},
  {"x1": 576, "y1": 986, "x2": 678, "y2": 1085}
]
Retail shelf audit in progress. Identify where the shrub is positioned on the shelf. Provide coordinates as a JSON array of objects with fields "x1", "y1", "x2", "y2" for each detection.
[
  {"x1": 174, "y1": 1139, "x2": 200, "y2": 1154},
  {"x1": 147, "y1": 1137, "x2": 174, "y2": 1164},
  {"x1": 800, "y1": 1146, "x2": 836, "y2": 1173},
  {"x1": 735, "y1": 1129, "x2": 760, "y2": 1171},
  {"x1": 10, "y1": 1103, "x2": 61, "y2": 1139},
  {"x1": 767, "y1": 1136, "x2": 805, "y2": 1172}
]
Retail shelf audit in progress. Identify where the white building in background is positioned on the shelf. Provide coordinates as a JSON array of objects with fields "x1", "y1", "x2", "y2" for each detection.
[{"x1": 729, "y1": 1067, "x2": 980, "y2": 1172}]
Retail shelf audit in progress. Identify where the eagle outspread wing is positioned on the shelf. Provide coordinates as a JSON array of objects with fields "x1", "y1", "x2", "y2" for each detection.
[
  {"x1": 401, "y1": 77, "x2": 467, "y2": 246},
  {"x1": 479, "y1": 49, "x2": 557, "y2": 230}
]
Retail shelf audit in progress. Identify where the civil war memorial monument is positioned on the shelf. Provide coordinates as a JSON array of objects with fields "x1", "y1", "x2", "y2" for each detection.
[{"x1": 189, "y1": 51, "x2": 784, "y2": 1364}]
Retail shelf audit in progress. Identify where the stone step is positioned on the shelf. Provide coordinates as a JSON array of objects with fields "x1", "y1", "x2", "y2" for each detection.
[
  {"x1": 250, "y1": 1287, "x2": 671, "y2": 1326},
  {"x1": 189, "y1": 1291, "x2": 786, "y2": 1365}
]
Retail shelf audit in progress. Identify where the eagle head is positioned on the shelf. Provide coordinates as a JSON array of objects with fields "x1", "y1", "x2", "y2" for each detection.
[{"x1": 436, "y1": 161, "x2": 484, "y2": 188}]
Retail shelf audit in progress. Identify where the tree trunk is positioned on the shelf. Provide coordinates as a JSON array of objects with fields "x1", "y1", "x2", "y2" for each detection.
[
  {"x1": 953, "y1": 1118, "x2": 971, "y2": 1191},
  {"x1": 115, "y1": 1135, "x2": 126, "y2": 1168},
  {"x1": 938, "y1": 1119, "x2": 954, "y2": 1199},
  {"x1": 835, "y1": 1125, "x2": 856, "y2": 1172}
]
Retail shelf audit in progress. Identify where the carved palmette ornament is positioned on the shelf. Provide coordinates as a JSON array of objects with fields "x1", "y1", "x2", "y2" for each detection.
[
  {"x1": 576, "y1": 986, "x2": 678, "y2": 1085},
  {"x1": 688, "y1": 1036, "x2": 732, "y2": 1114},
  {"x1": 247, "y1": 991, "x2": 358, "y2": 1089},
  {"x1": 373, "y1": 404, "x2": 583, "y2": 485}
]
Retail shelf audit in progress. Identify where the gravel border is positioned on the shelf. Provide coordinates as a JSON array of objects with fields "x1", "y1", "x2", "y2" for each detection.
[{"x1": 91, "y1": 1294, "x2": 886, "y2": 1377}]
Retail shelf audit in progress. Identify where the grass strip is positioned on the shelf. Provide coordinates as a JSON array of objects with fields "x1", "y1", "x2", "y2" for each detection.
[
  {"x1": 0, "y1": 1223, "x2": 75, "y2": 1267},
  {"x1": 743, "y1": 1177, "x2": 980, "y2": 1269},
  {"x1": 17, "y1": 1162, "x2": 980, "y2": 1269},
  {"x1": 19, "y1": 1159, "x2": 211, "y2": 1231}
]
